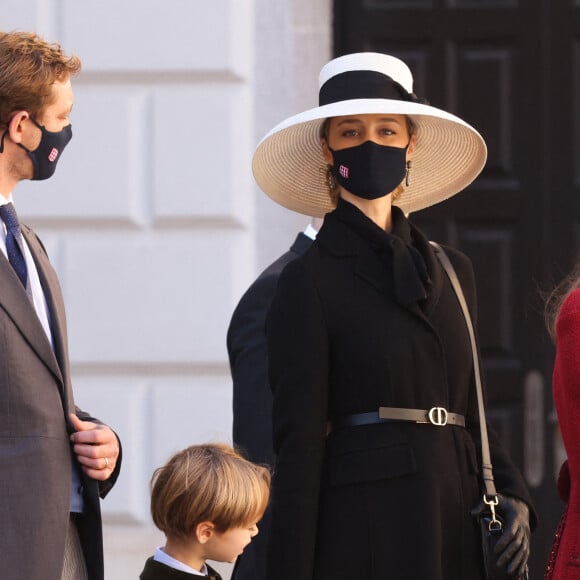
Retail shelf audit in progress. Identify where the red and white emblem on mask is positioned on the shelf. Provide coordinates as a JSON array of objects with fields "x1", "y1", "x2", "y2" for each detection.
[
  {"x1": 339, "y1": 164, "x2": 349, "y2": 178},
  {"x1": 48, "y1": 148, "x2": 59, "y2": 162}
]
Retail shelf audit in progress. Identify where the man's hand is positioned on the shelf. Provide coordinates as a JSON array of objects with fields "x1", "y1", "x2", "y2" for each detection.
[{"x1": 69, "y1": 414, "x2": 120, "y2": 481}]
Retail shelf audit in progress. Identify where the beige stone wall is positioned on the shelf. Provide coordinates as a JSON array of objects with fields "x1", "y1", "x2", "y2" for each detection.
[{"x1": 3, "y1": 1, "x2": 331, "y2": 577}]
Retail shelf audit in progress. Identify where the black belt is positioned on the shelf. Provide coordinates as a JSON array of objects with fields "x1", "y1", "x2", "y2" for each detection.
[{"x1": 334, "y1": 406, "x2": 466, "y2": 430}]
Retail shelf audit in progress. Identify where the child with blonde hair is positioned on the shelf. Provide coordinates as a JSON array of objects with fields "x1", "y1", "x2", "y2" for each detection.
[{"x1": 140, "y1": 443, "x2": 270, "y2": 579}]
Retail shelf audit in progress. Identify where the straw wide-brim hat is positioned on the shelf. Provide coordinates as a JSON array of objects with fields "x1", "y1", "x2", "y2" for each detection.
[{"x1": 252, "y1": 53, "x2": 487, "y2": 217}]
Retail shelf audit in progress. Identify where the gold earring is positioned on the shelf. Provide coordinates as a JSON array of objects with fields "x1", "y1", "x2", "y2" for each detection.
[
  {"x1": 405, "y1": 160, "x2": 412, "y2": 187},
  {"x1": 326, "y1": 165, "x2": 337, "y2": 191}
]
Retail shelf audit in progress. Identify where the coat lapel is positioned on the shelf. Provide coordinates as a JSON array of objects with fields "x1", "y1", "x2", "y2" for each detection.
[
  {"x1": 20, "y1": 227, "x2": 67, "y2": 390},
  {"x1": 0, "y1": 245, "x2": 63, "y2": 384},
  {"x1": 290, "y1": 231, "x2": 314, "y2": 257},
  {"x1": 354, "y1": 249, "x2": 392, "y2": 295},
  {"x1": 318, "y1": 210, "x2": 448, "y2": 328},
  {"x1": 319, "y1": 212, "x2": 392, "y2": 294},
  {"x1": 320, "y1": 212, "x2": 423, "y2": 299}
]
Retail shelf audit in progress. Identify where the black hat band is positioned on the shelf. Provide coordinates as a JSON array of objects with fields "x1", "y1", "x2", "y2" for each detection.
[{"x1": 319, "y1": 70, "x2": 416, "y2": 106}]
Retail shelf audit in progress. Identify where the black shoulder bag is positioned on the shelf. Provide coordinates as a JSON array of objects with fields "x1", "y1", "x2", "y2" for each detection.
[{"x1": 431, "y1": 242, "x2": 520, "y2": 580}]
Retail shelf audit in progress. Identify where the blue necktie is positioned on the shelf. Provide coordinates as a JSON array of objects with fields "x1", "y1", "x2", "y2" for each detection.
[{"x1": 0, "y1": 203, "x2": 28, "y2": 288}]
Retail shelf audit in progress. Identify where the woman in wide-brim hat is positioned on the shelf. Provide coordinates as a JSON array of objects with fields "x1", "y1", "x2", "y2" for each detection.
[
  {"x1": 256, "y1": 52, "x2": 535, "y2": 580},
  {"x1": 253, "y1": 52, "x2": 485, "y2": 217}
]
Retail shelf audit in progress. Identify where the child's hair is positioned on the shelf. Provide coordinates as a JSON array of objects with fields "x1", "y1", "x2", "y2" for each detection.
[{"x1": 150, "y1": 443, "x2": 271, "y2": 539}]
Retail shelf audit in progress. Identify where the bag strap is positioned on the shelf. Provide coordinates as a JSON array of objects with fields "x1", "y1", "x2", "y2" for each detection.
[{"x1": 430, "y1": 242, "x2": 498, "y2": 498}]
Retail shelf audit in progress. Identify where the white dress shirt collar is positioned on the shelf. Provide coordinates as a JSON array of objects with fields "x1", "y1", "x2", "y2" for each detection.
[
  {"x1": 153, "y1": 546, "x2": 208, "y2": 576},
  {"x1": 303, "y1": 223, "x2": 318, "y2": 240}
]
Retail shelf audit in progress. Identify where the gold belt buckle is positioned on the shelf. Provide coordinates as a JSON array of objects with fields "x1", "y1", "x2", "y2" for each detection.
[{"x1": 428, "y1": 406, "x2": 448, "y2": 426}]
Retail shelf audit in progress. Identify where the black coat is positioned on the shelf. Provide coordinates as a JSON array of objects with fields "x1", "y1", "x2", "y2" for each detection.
[
  {"x1": 227, "y1": 232, "x2": 314, "y2": 580},
  {"x1": 265, "y1": 200, "x2": 534, "y2": 580},
  {"x1": 139, "y1": 557, "x2": 222, "y2": 580},
  {"x1": 228, "y1": 232, "x2": 314, "y2": 465}
]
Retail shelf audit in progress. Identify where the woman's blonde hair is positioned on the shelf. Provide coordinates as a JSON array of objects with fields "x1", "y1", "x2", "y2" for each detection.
[
  {"x1": 150, "y1": 443, "x2": 271, "y2": 539},
  {"x1": 320, "y1": 115, "x2": 417, "y2": 206}
]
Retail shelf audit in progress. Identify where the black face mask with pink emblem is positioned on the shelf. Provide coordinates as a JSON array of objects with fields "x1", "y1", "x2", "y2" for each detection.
[
  {"x1": 17, "y1": 117, "x2": 73, "y2": 181},
  {"x1": 329, "y1": 140, "x2": 408, "y2": 200}
]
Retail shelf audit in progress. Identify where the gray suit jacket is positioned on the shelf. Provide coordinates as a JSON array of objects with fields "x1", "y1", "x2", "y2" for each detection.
[{"x1": 0, "y1": 224, "x2": 120, "y2": 580}]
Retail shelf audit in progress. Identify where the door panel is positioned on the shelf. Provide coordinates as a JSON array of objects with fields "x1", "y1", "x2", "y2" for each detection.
[{"x1": 334, "y1": 1, "x2": 565, "y2": 576}]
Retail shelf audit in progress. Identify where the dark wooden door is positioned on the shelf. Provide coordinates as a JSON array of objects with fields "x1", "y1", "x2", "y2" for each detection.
[{"x1": 334, "y1": 1, "x2": 576, "y2": 577}]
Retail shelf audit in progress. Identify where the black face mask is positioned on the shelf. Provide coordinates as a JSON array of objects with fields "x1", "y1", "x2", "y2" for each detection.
[
  {"x1": 330, "y1": 140, "x2": 408, "y2": 200},
  {"x1": 17, "y1": 117, "x2": 73, "y2": 181}
]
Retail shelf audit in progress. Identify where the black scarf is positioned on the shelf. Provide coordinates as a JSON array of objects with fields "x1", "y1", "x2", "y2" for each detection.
[{"x1": 333, "y1": 198, "x2": 431, "y2": 306}]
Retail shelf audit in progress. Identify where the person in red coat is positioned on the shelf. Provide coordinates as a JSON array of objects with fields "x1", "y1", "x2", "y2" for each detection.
[{"x1": 545, "y1": 280, "x2": 580, "y2": 578}]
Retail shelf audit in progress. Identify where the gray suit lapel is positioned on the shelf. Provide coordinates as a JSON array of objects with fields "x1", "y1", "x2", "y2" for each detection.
[{"x1": 8, "y1": 227, "x2": 65, "y2": 388}]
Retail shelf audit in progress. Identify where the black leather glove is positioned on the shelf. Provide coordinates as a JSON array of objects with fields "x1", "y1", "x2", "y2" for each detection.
[
  {"x1": 496, "y1": 493, "x2": 531, "y2": 577},
  {"x1": 472, "y1": 493, "x2": 531, "y2": 578}
]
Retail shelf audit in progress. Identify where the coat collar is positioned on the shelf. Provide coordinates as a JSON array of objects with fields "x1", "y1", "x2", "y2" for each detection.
[
  {"x1": 316, "y1": 199, "x2": 445, "y2": 314},
  {"x1": 317, "y1": 199, "x2": 419, "y2": 257},
  {"x1": 290, "y1": 231, "x2": 314, "y2": 257},
  {"x1": 316, "y1": 206, "x2": 362, "y2": 258}
]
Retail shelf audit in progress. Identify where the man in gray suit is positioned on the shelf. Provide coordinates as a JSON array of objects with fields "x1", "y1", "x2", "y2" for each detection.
[{"x1": 0, "y1": 31, "x2": 121, "y2": 580}]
